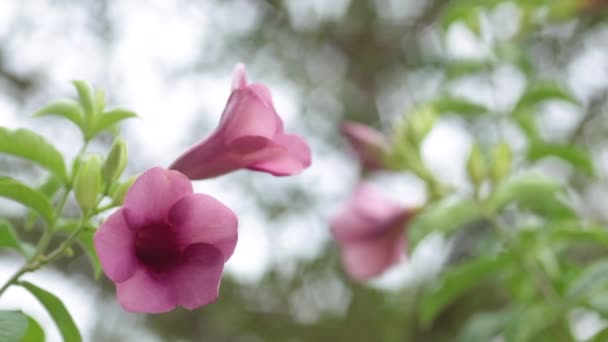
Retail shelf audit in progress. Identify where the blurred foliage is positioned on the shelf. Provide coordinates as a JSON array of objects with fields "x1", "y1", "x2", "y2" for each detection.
[{"x1": 2, "y1": 0, "x2": 608, "y2": 341}]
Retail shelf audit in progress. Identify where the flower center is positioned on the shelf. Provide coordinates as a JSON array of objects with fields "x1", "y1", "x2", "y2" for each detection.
[{"x1": 135, "y1": 223, "x2": 181, "y2": 272}]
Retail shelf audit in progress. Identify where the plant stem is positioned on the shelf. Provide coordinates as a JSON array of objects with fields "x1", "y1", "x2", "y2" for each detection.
[
  {"x1": 43, "y1": 213, "x2": 90, "y2": 264},
  {"x1": 0, "y1": 142, "x2": 91, "y2": 297}
]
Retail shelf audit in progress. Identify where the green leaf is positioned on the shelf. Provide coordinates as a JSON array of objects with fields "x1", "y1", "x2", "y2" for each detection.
[
  {"x1": 486, "y1": 173, "x2": 574, "y2": 218},
  {"x1": 33, "y1": 100, "x2": 85, "y2": 132},
  {"x1": 22, "y1": 315, "x2": 45, "y2": 342},
  {"x1": 503, "y1": 304, "x2": 561, "y2": 342},
  {"x1": 409, "y1": 199, "x2": 482, "y2": 250},
  {"x1": 566, "y1": 260, "x2": 608, "y2": 302},
  {"x1": 460, "y1": 309, "x2": 513, "y2": 342},
  {"x1": 94, "y1": 89, "x2": 106, "y2": 114},
  {"x1": 38, "y1": 175, "x2": 62, "y2": 198},
  {"x1": 0, "y1": 219, "x2": 25, "y2": 256},
  {"x1": 527, "y1": 142, "x2": 595, "y2": 177},
  {"x1": 0, "y1": 310, "x2": 28, "y2": 342},
  {"x1": 433, "y1": 96, "x2": 489, "y2": 117},
  {"x1": 420, "y1": 253, "x2": 512, "y2": 326},
  {"x1": 89, "y1": 109, "x2": 137, "y2": 138},
  {"x1": 512, "y1": 108, "x2": 540, "y2": 141},
  {"x1": 0, "y1": 127, "x2": 68, "y2": 182},
  {"x1": 410, "y1": 205, "x2": 469, "y2": 247},
  {"x1": 589, "y1": 327, "x2": 608, "y2": 342},
  {"x1": 550, "y1": 225, "x2": 608, "y2": 247},
  {"x1": 0, "y1": 177, "x2": 55, "y2": 225},
  {"x1": 19, "y1": 281, "x2": 82, "y2": 342},
  {"x1": 445, "y1": 60, "x2": 490, "y2": 79},
  {"x1": 515, "y1": 82, "x2": 578, "y2": 111},
  {"x1": 72, "y1": 81, "x2": 95, "y2": 117}
]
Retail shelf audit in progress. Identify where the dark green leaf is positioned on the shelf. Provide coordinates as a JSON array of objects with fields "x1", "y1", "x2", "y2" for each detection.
[
  {"x1": 0, "y1": 127, "x2": 68, "y2": 182},
  {"x1": 589, "y1": 327, "x2": 608, "y2": 342},
  {"x1": 0, "y1": 219, "x2": 25, "y2": 256},
  {"x1": 420, "y1": 253, "x2": 512, "y2": 326},
  {"x1": 515, "y1": 82, "x2": 578, "y2": 111},
  {"x1": 433, "y1": 96, "x2": 489, "y2": 117},
  {"x1": 22, "y1": 315, "x2": 45, "y2": 342},
  {"x1": 566, "y1": 260, "x2": 608, "y2": 302},
  {"x1": 550, "y1": 226, "x2": 608, "y2": 247},
  {"x1": 527, "y1": 141, "x2": 595, "y2": 177},
  {"x1": 503, "y1": 304, "x2": 561, "y2": 342},
  {"x1": 0, "y1": 310, "x2": 28, "y2": 342},
  {"x1": 19, "y1": 281, "x2": 81, "y2": 342},
  {"x1": 89, "y1": 108, "x2": 137, "y2": 138},
  {"x1": 0, "y1": 177, "x2": 55, "y2": 225},
  {"x1": 487, "y1": 173, "x2": 574, "y2": 218},
  {"x1": 33, "y1": 100, "x2": 85, "y2": 133},
  {"x1": 409, "y1": 199, "x2": 482, "y2": 250}
]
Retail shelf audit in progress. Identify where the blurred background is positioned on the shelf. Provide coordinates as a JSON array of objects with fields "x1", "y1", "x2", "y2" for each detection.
[{"x1": 1, "y1": 0, "x2": 608, "y2": 341}]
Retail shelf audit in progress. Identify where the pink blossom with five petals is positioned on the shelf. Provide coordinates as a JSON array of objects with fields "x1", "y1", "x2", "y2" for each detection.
[{"x1": 94, "y1": 167, "x2": 238, "y2": 313}]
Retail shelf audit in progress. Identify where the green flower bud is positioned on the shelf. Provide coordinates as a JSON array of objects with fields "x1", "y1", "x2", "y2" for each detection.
[
  {"x1": 74, "y1": 154, "x2": 103, "y2": 211},
  {"x1": 102, "y1": 138, "x2": 128, "y2": 189},
  {"x1": 406, "y1": 105, "x2": 437, "y2": 145},
  {"x1": 111, "y1": 175, "x2": 137, "y2": 206},
  {"x1": 491, "y1": 142, "x2": 512, "y2": 183},
  {"x1": 467, "y1": 143, "x2": 487, "y2": 187}
]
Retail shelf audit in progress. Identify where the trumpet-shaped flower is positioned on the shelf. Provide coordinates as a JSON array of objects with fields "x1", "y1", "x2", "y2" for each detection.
[
  {"x1": 340, "y1": 121, "x2": 388, "y2": 171},
  {"x1": 94, "y1": 167, "x2": 238, "y2": 313},
  {"x1": 330, "y1": 183, "x2": 413, "y2": 280},
  {"x1": 170, "y1": 63, "x2": 311, "y2": 179}
]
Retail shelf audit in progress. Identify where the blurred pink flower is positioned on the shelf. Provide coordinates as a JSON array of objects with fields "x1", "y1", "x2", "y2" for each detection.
[
  {"x1": 330, "y1": 183, "x2": 414, "y2": 280},
  {"x1": 340, "y1": 121, "x2": 388, "y2": 171},
  {"x1": 94, "y1": 167, "x2": 238, "y2": 313},
  {"x1": 170, "y1": 63, "x2": 311, "y2": 179}
]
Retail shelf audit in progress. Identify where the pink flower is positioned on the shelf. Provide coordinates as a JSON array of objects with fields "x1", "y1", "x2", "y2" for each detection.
[
  {"x1": 330, "y1": 184, "x2": 414, "y2": 280},
  {"x1": 170, "y1": 63, "x2": 311, "y2": 179},
  {"x1": 93, "y1": 167, "x2": 238, "y2": 313},
  {"x1": 340, "y1": 121, "x2": 388, "y2": 171}
]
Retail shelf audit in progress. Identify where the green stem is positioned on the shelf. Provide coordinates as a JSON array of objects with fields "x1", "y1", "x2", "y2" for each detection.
[
  {"x1": 43, "y1": 213, "x2": 90, "y2": 264},
  {"x1": 0, "y1": 142, "x2": 91, "y2": 297}
]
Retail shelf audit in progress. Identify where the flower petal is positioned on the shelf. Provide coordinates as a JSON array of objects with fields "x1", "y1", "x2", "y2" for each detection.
[
  {"x1": 275, "y1": 133, "x2": 312, "y2": 168},
  {"x1": 123, "y1": 167, "x2": 193, "y2": 229},
  {"x1": 116, "y1": 268, "x2": 176, "y2": 313},
  {"x1": 350, "y1": 184, "x2": 404, "y2": 222},
  {"x1": 248, "y1": 83, "x2": 274, "y2": 108},
  {"x1": 219, "y1": 89, "x2": 281, "y2": 143},
  {"x1": 94, "y1": 209, "x2": 137, "y2": 282},
  {"x1": 340, "y1": 234, "x2": 405, "y2": 280},
  {"x1": 340, "y1": 121, "x2": 387, "y2": 170},
  {"x1": 170, "y1": 243, "x2": 225, "y2": 310},
  {"x1": 169, "y1": 193, "x2": 238, "y2": 260},
  {"x1": 232, "y1": 63, "x2": 248, "y2": 90},
  {"x1": 331, "y1": 183, "x2": 408, "y2": 241}
]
